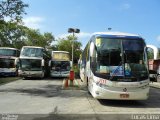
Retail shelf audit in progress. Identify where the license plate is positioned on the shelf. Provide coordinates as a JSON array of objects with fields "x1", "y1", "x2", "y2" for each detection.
[{"x1": 120, "y1": 94, "x2": 129, "y2": 98}]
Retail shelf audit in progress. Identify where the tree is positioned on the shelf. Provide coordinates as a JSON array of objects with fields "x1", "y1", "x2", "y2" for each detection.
[
  {"x1": 0, "y1": 0, "x2": 28, "y2": 22},
  {"x1": 25, "y1": 28, "x2": 55, "y2": 48},
  {"x1": 57, "y1": 35, "x2": 82, "y2": 63},
  {"x1": 147, "y1": 47, "x2": 154, "y2": 60},
  {"x1": 0, "y1": 0, "x2": 55, "y2": 49},
  {"x1": 0, "y1": 20, "x2": 28, "y2": 48},
  {"x1": 0, "y1": 0, "x2": 28, "y2": 48}
]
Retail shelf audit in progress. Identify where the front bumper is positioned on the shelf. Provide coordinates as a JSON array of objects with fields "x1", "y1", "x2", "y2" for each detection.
[
  {"x1": 0, "y1": 72, "x2": 17, "y2": 77},
  {"x1": 50, "y1": 71, "x2": 69, "y2": 77},
  {"x1": 18, "y1": 70, "x2": 43, "y2": 78},
  {"x1": 50, "y1": 73, "x2": 69, "y2": 77},
  {"x1": 91, "y1": 83, "x2": 150, "y2": 100}
]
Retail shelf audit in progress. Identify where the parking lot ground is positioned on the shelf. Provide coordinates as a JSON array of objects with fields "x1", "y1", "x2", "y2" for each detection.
[
  {"x1": 0, "y1": 79, "x2": 93, "y2": 114},
  {"x1": 0, "y1": 78, "x2": 160, "y2": 120},
  {"x1": 0, "y1": 77, "x2": 21, "y2": 85}
]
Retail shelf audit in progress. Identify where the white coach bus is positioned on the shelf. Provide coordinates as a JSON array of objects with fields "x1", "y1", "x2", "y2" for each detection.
[
  {"x1": 80, "y1": 32, "x2": 150, "y2": 100},
  {"x1": 0, "y1": 47, "x2": 20, "y2": 76},
  {"x1": 18, "y1": 46, "x2": 50, "y2": 78},
  {"x1": 49, "y1": 51, "x2": 71, "y2": 77}
]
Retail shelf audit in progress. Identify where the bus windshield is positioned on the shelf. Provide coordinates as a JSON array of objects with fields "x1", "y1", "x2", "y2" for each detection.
[
  {"x1": 0, "y1": 58, "x2": 15, "y2": 68},
  {"x1": 51, "y1": 61, "x2": 70, "y2": 72},
  {"x1": 0, "y1": 49, "x2": 17, "y2": 57},
  {"x1": 21, "y1": 48, "x2": 43, "y2": 57},
  {"x1": 91, "y1": 37, "x2": 148, "y2": 81},
  {"x1": 20, "y1": 59, "x2": 42, "y2": 71}
]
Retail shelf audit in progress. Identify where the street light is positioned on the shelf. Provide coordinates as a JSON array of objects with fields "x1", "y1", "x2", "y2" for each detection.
[{"x1": 68, "y1": 28, "x2": 80, "y2": 70}]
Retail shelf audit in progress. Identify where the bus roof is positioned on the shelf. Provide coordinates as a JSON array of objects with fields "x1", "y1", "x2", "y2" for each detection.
[
  {"x1": 92, "y1": 31, "x2": 143, "y2": 39},
  {"x1": 22, "y1": 46, "x2": 44, "y2": 49},
  {"x1": 0, "y1": 47, "x2": 19, "y2": 50},
  {"x1": 52, "y1": 51, "x2": 69, "y2": 54}
]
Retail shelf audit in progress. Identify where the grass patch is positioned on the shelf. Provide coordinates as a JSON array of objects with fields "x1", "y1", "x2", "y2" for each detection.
[{"x1": 0, "y1": 77, "x2": 21, "y2": 85}]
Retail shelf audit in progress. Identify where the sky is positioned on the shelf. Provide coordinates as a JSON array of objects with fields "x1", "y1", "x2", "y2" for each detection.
[{"x1": 22, "y1": 0, "x2": 160, "y2": 49}]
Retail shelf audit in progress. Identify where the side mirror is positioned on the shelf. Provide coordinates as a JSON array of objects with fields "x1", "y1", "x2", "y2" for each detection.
[
  {"x1": 49, "y1": 60, "x2": 51, "y2": 67},
  {"x1": 90, "y1": 42, "x2": 95, "y2": 57},
  {"x1": 15, "y1": 58, "x2": 19, "y2": 65},
  {"x1": 41, "y1": 59, "x2": 44, "y2": 66},
  {"x1": 70, "y1": 61, "x2": 72, "y2": 67},
  {"x1": 15, "y1": 58, "x2": 19, "y2": 68}
]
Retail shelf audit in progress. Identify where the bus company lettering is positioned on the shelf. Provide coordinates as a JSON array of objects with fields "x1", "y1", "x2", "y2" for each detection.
[{"x1": 98, "y1": 78, "x2": 107, "y2": 85}]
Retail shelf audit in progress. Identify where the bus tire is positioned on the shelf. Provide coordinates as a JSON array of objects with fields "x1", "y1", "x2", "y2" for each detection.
[
  {"x1": 87, "y1": 78, "x2": 91, "y2": 95},
  {"x1": 155, "y1": 75, "x2": 158, "y2": 82}
]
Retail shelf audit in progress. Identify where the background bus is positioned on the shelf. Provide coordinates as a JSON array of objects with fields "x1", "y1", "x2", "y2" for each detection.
[
  {"x1": 18, "y1": 46, "x2": 50, "y2": 78},
  {"x1": 80, "y1": 32, "x2": 149, "y2": 100},
  {"x1": 49, "y1": 51, "x2": 71, "y2": 77},
  {"x1": 0, "y1": 47, "x2": 20, "y2": 76},
  {"x1": 147, "y1": 45, "x2": 160, "y2": 81}
]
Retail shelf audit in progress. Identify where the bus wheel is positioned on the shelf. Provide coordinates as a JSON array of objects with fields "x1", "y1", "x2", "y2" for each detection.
[
  {"x1": 15, "y1": 70, "x2": 18, "y2": 77},
  {"x1": 155, "y1": 75, "x2": 158, "y2": 82},
  {"x1": 87, "y1": 78, "x2": 91, "y2": 95}
]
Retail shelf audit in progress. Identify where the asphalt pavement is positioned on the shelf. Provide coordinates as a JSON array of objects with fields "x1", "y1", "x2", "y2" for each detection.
[{"x1": 0, "y1": 78, "x2": 160, "y2": 120}]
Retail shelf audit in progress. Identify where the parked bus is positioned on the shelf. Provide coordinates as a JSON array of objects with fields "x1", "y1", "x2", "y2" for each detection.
[
  {"x1": 0, "y1": 47, "x2": 20, "y2": 76},
  {"x1": 147, "y1": 45, "x2": 160, "y2": 81},
  {"x1": 80, "y1": 32, "x2": 150, "y2": 100},
  {"x1": 18, "y1": 46, "x2": 50, "y2": 78},
  {"x1": 49, "y1": 51, "x2": 71, "y2": 77}
]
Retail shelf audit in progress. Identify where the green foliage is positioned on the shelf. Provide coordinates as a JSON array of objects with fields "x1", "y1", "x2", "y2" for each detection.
[
  {"x1": 24, "y1": 28, "x2": 55, "y2": 47},
  {"x1": 0, "y1": 0, "x2": 55, "y2": 49},
  {"x1": 0, "y1": 0, "x2": 28, "y2": 22},
  {"x1": 147, "y1": 47, "x2": 154, "y2": 60},
  {"x1": 147, "y1": 50, "x2": 154, "y2": 59},
  {"x1": 0, "y1": 0, "x2": 28, "y2": 48},
  {"x1": 57, "y1": 35, "x2": 82, "y2": 63},
  {"x1": 0, "y1": 20, "x2": 27, "y2": 49}
]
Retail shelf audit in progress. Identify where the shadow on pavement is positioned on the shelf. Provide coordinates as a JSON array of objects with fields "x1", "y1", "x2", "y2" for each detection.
[
  {"x1": 22, "y1": 77, "x2": 64, "y2": 81},
  {"x1": 0, "y1": 84, "x2": 87, "y2": 98}
]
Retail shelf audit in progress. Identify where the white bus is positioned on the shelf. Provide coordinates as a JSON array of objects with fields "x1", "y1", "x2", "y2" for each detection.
[
  {"x1": 18, "y1": 46, "x2": 50, "y2": 78},
  {"x1": 80, "y1": 32, "x2": 150, "y2": 100},
  {"x1": 49, "y1": 51, "x2": 71, "y2": 77},
  {"x1": 0, "y1": 47, "x2": 20, "y2": 76}
]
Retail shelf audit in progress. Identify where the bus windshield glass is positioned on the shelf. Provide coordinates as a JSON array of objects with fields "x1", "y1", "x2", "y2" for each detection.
[
  {"x1": 91, "y1": 37, "x2": 148, "y2": 81},
  {"x1": 0, "y1": 58, "x2": 15, "y2": 68},
  {"x1": 0, "y1": 49, "x2": 17, "y2": 57},
  {"x1": 20, "y1": 59, "x2": 42, "y2": 71},
  {"x1": 21, "y1": 48, "x2": 43, "y2": 57},
  {"x1": 51, "y1": 61, "x2": 70, "y2": 72}
]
